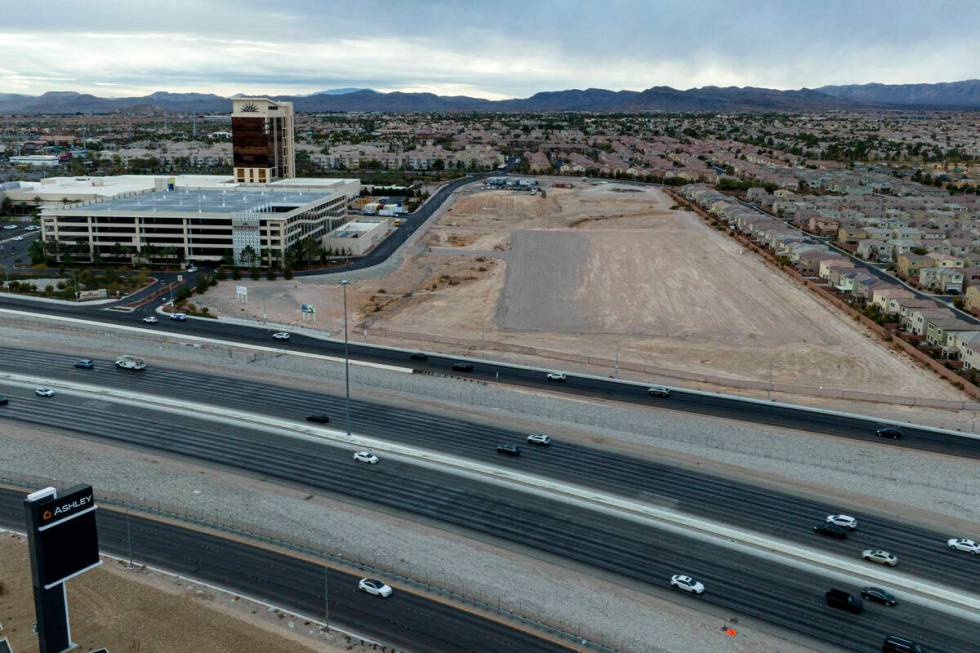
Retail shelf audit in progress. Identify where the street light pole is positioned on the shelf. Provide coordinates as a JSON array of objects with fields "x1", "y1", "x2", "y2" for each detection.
[{"x1": 340, "y1": 279, "x2": 352, "y2": 438}]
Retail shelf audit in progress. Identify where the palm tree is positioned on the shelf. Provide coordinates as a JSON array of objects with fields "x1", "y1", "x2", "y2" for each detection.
[{"x1": 240, "y1": 245, "x2": 258, "y2": 270}]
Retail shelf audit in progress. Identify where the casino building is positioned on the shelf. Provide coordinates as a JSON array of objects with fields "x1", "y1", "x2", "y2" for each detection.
[{"x1": 232, "y1": 97, "x2": 295, "y2": 184}]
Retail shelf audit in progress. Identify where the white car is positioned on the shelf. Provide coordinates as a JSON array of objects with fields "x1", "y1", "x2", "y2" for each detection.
[
  {"x1": 526, "y1": 434, "x2": 552, "y2": 446},
  {"x1": 546, "y1": 372, "x2": 567, "y2": 382},
  {"x1": 947, "y1": 538, "x2": 980, "y2": 555},
  {"x1": 12, "y1": 236, "x2": 23, "y2": 241},
  {"x1": 358, "y1": 578, "x2": 392, "y2": 598},
  {"x1": 670, "y1": 574, "x2": 705, "y2": 595},
  {"x1": 142, "y1": 316, "x2": 158, "y2": 324},
  {"x1": 272, "y1": 332, "x2": 291, "y2": 341},
  {"x1": 2, "y1": 224, "x2": 16, "y2": 230},
  {"x1": 186, "y1": 266, "x2": 198, "y2": 273},
  {"x1": 25, "y1": 225, "x2": 40, "y2": 231},
  {"x1": 35, "y1": 387, "x2": 55, "y2": 397},
  {"x1": 826, "y1": 514, "x2": 858, "y2": 530},
  {"x1": 353, "y1": 451, "x2": 379, "y2": 464},
  {"x1": 862, "y1": 549, "x2": 898, "y2": 567}
]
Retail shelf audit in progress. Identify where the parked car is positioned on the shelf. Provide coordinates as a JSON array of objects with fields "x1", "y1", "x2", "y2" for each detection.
[
  {"x1": 826, "y1": 514, "x2": 858, "y2": 530},
  {"x1": 526, "y1": 434, "x2": 552, "y2": 446},
  {"x1": 306, "y1": 414, "x2": 330, "y2": 424},
  {"x1": 813, "y1": 523, "x2": 849, "y2": 539},
  {"x1": 875, "y1": 426, "x2": 903, "y2": 439},
  {"x1": 272, "y1": 332, "x2": 290, "y2": 340},
  {"x1": 861, "y1": 587, "x2": 897, "y2": 607},
  {"x1": 946, "y1": 538, "x2": 980, "y2": 555},
  {"x1": 862, "y1": 549, "x2": 898, "y2": 567},
  {"x1": 452, "y1": 362, "x2": 474, "y2": 372},
  {"x1": 496, "y1": 444, "x2": 521, "y2": 457},
  {"x1": 170, "y1": 313, "x2": 188, "y2": 321},
  {"x1": 357, "y1": 578, "x2": 392, "y2": 598},
  {"x1": 186, "y1": 266, "x2": 198, "y2": 273},
  {"x1": 0, "y1": 395, "x2": 8, "y2": 406},
  {"x1": 882, "y1": 636, "x2": 925, "y2": 653},
  {"x1": 35, "y1": 387, "x2": 55, "y2": 398},
  {"x1": 546, "y1": 372, "x2": 567, "y2": 382},
  {"x1": 669, "y1": 575, "x2": 705, "y2": 595},
  {"x1": 73, "y1": 359, "x2": 95, "y2": 370},
  {"x1": 353, "y1": 451, "x2": 379, "y2": 464},
  {"x1": 142, "y1": 316, "x2": 159, "y2": 324},
  {"x1": 409, "y1": 352, "x2": 428, "y2": 361},
  {"x1": 648, "y1": 386, "x2": 671, "y2": 398},
  {"x1": 825, "y1": 588, "x2": 863, "y2": 614},
  {"x1": 2, "y1": 224, "x2": 16, "y2": 230}
]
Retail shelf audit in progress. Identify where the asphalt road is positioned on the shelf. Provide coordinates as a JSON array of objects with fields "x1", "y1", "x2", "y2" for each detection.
[
  {"x1": 1, "y1": 347, "x2": 976, "y2": 594},
  {"x1": 0, "y1": 384, "x2": 976, "y2": 652},
  {"x1": 0, "y1": 489, "x2": 575, "y2": 653},
  {"x1": 0, "y1": 294, "x2": 976, "y2": 460}
]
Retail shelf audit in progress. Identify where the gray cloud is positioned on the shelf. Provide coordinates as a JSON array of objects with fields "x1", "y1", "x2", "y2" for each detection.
[{"x1": 1, "y1": 0, "x2": 977, "y2": 97}]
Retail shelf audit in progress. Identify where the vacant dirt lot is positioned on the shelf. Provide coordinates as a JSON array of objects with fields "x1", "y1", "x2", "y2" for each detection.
[
  {"x1": 196, "y1": 181, "x2": 964, "y2": 404},
  {"x1": 0, "y1": 533, "x2": 362, "y2": 653}
]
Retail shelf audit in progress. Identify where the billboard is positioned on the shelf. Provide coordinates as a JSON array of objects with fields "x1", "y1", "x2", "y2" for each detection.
[{"x1": 28, "y1": 485, "x2": 101, "y2": 589}]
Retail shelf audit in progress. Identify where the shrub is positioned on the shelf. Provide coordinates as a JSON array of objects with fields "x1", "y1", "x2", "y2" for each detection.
[
  {"x1": 232, "y1": 268, "x2": 242, "y2": 280},
  {"x1": 283, "y1": 267, "x2": 293, "y2": 280},
  {"x1": 266, "y1": 269, "x2": 277, "y2": 281},
  {"x1": 250, "y1": 269, "x2": 261, "y2": 280}
]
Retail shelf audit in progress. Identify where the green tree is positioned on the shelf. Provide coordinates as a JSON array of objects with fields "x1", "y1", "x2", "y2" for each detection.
[{"x1": 28, "y1": 239, "x2": 46, "y2": 264}]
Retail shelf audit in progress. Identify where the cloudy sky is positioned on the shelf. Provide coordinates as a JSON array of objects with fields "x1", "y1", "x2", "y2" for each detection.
[{"x1": 1, "y1": 0, "x2": 977, "y2": 98}]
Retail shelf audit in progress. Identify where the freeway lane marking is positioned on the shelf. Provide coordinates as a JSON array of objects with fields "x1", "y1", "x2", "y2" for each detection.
[
  {"x1": 0, "y1": 307, "x2": 412, "y2": 375},
  {"x1": 3, "y1": 371, "x2": 980, "y2": 625}
]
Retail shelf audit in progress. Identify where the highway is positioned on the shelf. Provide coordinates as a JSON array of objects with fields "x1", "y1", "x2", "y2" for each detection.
[
  {"x1": 0, "y1": 489, "x2": 576, "y2": 653},
  {"x1": 0, "y1": 346, "x2": 976, "y2": 593},
  {"x1": 0, "y1": 382, "x2": 976, "y2": 652},
  {"x1": 0, "y1": 297, "x2": 976, "y2": 460}
]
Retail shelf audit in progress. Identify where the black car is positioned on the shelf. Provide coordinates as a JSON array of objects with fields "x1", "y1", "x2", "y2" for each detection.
[
  {"x1": 74, "y1": 359, "x2": 95, "y2": 369},
  {"x1": 452, "y1": 362, "x2": 474, "y2": 372},
  {"x1": 883, "y1": 636, "x2": 924, "y2": 653},
  {"x1": 409, "y1": 352, "x2": 428, "y2": 361},
  {"x1": 875, "y1": 426, "x2": 903, "y2": 439},
  {"x1": 861, "y1": 586, "x2": 897, "y2": 607},
  {"x1": 306, "y1": 414, "x2": 331, "y2": 424},
  {"x1": 813, "y1": 523, "x2": 849, "y2": 539},
  {"x1": 0, "y1": 395, "x2": 8, "y2": 406},
  {"x1": 825, "y1": 588, "x2": 862, "y2": 614},
  {"x1": 496, "y1": 444, "x2": 521, "y2": 456}
]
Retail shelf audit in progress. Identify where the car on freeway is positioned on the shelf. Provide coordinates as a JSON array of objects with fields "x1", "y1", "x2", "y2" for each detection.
[
  {"x1": 12, "y1": 235, "x2": 23, "y2": 241},
  {"x1": 813, "y1": 523, "x2": 849, "y2": 539},
  {"x1": 825, "y1": 588, "x2": 863, "y2": 614},
  {"x1": 546, "y1": 372, "x2": 567, "y2": 382},
  {"x1": 826, "y1": 514, "x2": 858, "y2": 530},
  {"x1": 272, "y1": 332, "x2": 290, "y2": 340},
  {"x1": 73, "y1": 359, "x2": 95, "y2": 369},
  {"x1": 170, "y1": 313, "x2": 188, "y2": 321},
  {"x1": 526, "y1": 434, "x2": 552, "y2": 446},
  {"x1": 306, "y1": 414, "x2": 330, "y2": 424},
  {"x1": 35, "y1": 387, "x2": 55, "y2": 397},
  {"x1": 451, "y1": 362, "x2": 474, "y2": 372},
  {"x1": 353, "y1": 451, "x2": 379, "y2": 464},
  {"x1": 357, "y1": 578, "x2": 392, "y2": 598},
  {"x1": 496, "y1": 444, "x2": 521, "y2": 457},
  {"x1": 648, "y1": 386, "x2": 671, "y2": 398},
  {"x1": 143, "y1": 316, "x2": 158, "y2": 324},
  {"x1": 669, "y1": 575, "x2": 705, "y2": 595},
  {"x1": 882, "y1": 636, "x2": 925, "y2": 653},
  {"x1": 875, "y1": 426, "x2": 903, "y2": 439},
  {"x1": 115, "y1": 356, "x2": 147, "y2": 371},
  {"x1": 0, "y1": 395, "x2": 8, "y2": 406},
  {"x1": 409, "y1": 352, "x2": 428, "y2": 361},
  {"x1": 861, "y1": 586, "x2": 897, "y2": 607},
  {"x1": 946, "y1": 538, "x2": 980, "y2": 555},
  {"x1": 862, "y1": 549, "x2": 898, "y2": 567}
]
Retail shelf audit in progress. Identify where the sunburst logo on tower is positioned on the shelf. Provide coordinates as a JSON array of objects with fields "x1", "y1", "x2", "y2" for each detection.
[{"x1": 240, "y1": 103, "x2": 258, "y2": 112}]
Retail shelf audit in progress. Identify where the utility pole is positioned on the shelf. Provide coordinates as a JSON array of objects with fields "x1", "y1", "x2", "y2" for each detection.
[{"x1": 340, "y1": 279, "x2": 352, "y2": 438}]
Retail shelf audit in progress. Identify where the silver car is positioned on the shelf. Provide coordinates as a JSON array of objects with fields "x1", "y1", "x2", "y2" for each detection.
[{"x1": 862, "y1": 549, "x2": 898, "y2": 567}]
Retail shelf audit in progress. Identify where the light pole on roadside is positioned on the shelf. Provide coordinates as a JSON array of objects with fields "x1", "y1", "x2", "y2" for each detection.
[{"x1": 340, "y1": 279, "x2": 352, "y2": 438}]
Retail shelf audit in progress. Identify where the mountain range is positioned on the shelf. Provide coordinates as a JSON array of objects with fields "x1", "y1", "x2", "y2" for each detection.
[{"x1": 0, "y1": 80, "x2": 977, "y2": 114}]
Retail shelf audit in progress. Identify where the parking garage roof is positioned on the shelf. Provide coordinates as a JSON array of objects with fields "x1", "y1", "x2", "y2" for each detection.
[{"x1": 60, "y1": 188, "x2": 335, "y2": 214}]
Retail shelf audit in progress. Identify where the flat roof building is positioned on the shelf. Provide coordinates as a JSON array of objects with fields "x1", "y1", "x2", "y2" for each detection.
[
  {"x1": 232, "y1": 97, "x2": 295, "y2": 184},
  {"x1": 323, "y1": 219, "x2": 388, "y2": 256},
  {"x1": 42, "y1": 185, "x2": 349, "y2": 267}
]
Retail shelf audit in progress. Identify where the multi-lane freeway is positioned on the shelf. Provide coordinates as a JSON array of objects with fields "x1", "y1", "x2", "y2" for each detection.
[
  {"x1": 0, "y1": 372, "x2": 977, "y2": 651},
  {"x1": 0, "y1": 489, "x2": 576, "y2": 653},
  {"x1": 0, "y1": 347, "x2": 976, "y2": 595}
]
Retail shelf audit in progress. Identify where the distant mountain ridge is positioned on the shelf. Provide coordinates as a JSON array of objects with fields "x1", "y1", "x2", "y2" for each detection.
[{"x1": 0, "y1": 80, "x2": 977, "y2": 114}]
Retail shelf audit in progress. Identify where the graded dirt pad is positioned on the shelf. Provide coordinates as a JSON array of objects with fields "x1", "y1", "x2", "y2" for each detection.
[
  {"x1": 0, "y1": 534, "x2": 352, "y2": 653},
  {"x1": 195, "y1": 182, "x2": 964, "y2": 403}
]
